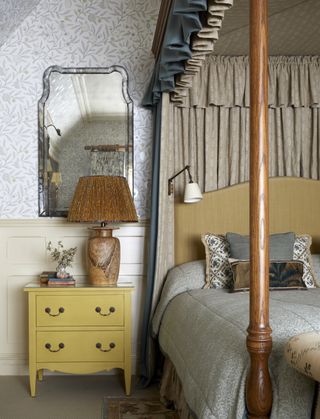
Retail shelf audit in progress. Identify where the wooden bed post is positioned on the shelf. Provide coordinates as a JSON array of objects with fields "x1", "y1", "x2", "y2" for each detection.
[{"x1": 246, "y1": 1, "x2": 272, "y2": 418}]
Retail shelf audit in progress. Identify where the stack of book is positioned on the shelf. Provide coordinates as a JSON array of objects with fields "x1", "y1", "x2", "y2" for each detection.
[
  {"x1": 39, "y1": 271, "x2": 56, "y2": 284},
  {"x1": 48, "y1": 275, "x2": 76, "y2": 286},
  {"x1": 39, "y1": 271, "x2": 76, "y2": 286}
]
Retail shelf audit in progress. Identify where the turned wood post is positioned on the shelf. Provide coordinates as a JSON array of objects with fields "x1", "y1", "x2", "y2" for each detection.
[{"x1": 246, "y1": 1, "x2": 272, "y2": 418}]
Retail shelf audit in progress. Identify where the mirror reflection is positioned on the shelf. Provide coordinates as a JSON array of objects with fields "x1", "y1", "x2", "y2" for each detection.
[{"x1": 38, "y1": 66, "x2": 133, "y2": 217}]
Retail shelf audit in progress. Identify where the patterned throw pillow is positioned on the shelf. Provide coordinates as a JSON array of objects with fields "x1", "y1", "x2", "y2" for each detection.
[
  {"x1": 311, "y1": 254, "x2": 320, "y2": 287},
  {"x1": 201, "y1": 233, "x2": 233, "y2": 288},
  {"x1": 229, "y1": 260, "x2": 306, "y2": 291},
  {"x1": 293, "y1": 235, "x2": 316, "y2": 288},
  {"x1": 201, "y1": 233, "x2": 316, "y2": 289}
]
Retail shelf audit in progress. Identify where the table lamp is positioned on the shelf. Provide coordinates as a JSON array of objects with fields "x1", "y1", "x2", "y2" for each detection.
[{"x1": 67, "y1": 176, "x2": 138, "y2": 285}]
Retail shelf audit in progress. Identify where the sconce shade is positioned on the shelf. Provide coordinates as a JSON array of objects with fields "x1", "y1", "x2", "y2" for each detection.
[
  {"x1": 67, "y1": 176, "x2": 138, "y2": 223},
  {"x1": 184, "y1": 182, "x2": 203, "y2": 203},
  {"x1": 168, "y1": 165, "x2": 203, "y2": 204},
  {"x1": 51, "y1": 172, "x2": 62, "y2": 186}
]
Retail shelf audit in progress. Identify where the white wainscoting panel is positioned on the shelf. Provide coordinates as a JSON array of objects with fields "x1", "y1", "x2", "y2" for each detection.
[{"x1": 0, "y1": 219, "x2": 148, "y2": 375}]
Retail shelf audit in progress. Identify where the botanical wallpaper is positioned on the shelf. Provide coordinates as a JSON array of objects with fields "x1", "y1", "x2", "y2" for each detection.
[
  {"x1": 0, "y1": 0, "x2": 40, "y2": 47},
  {"x1": 0, "y1": 0, "x2": 160, "y2": 219}
]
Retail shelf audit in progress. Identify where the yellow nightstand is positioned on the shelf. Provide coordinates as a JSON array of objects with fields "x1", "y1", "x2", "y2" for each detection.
[{"x1": 24, "y1": 283, "x2": 134, "y2": 397}]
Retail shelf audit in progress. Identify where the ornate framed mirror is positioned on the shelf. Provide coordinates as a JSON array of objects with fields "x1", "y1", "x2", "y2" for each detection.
[{"x1": 38, "y1": 65, "x2": 133, "y2": 217}]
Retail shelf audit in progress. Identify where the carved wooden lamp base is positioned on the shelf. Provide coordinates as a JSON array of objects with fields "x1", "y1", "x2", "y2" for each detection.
[{"x1": 87, "y1": 227, "x2": 120, "y2": 285}]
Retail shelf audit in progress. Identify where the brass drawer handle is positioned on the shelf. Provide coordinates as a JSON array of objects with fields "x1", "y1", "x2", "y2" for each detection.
[
  {"x1": 95, "y1": 306, "x2": 116, "y2": 316},
  {"x1": 96, "y1": 342, "x2": 116, "y2": 352},
  {"x1": 45, "y1": 342, "x2": 65, "y2": 352},
  {"x1": 45, "y1": 307, "x2": 65, "y2": 317}
]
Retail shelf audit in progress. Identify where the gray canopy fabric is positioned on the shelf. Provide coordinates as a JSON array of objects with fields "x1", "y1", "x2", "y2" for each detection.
[
  {"x1": 172, "y1": 0, "x2": 234, "y2": 103},
  {"x1": 176, "y1": 55, "x2": 320, "y2": 108},
  {"x1": 143, "y1": 0, "x2": 234, "y2": 106},
  {"x1": 212, "y1": 0, "x2": 320, "y2": 57},
  {"x1": 140, "y1": 0, "x2": 234, "y2": 383},
  {"x1": 142, "y1": 0, "x2": 206, "y2": 106},
  {"x1": 172, "y1": 55, "x2": 320, "y2": 195}
]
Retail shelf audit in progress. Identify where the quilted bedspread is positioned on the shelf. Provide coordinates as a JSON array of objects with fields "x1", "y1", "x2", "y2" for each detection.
[{"x1": 152, "y1": 261, "x2": 320, "y2": 419}]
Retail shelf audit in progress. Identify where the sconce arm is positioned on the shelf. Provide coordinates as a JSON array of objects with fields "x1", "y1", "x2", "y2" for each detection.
[
  {"x1": 168, "y1": 165, "x2": 193, "y2": 196},
  {"x1": 44, "y1": 124, "x2": 62, "y2": 136}
]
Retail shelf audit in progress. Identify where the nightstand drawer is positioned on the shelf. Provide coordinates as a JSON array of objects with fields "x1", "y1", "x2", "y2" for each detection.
[
  {"x1": 37, "y1": 331, "x2": 124, "y2": 362},
  {"x1": 37, "y1": 295, "x2": 124, "y2": 327}
]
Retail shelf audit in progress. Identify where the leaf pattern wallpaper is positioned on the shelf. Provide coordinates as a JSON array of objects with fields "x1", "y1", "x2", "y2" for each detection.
[
  {"x1": 0, "y1": 0, "x2": 41, "y2": 47},
  {"x1": 0, "y1": 0, "x2": 160, "y2": 219}
]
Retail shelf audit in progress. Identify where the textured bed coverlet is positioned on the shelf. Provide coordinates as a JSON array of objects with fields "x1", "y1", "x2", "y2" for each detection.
[{"x1": 156, "y1": 286, "x2": 320, "y2": 418}]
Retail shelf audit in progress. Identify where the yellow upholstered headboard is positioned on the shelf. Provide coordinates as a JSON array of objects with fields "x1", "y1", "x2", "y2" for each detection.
[{"x1": 175, "y1": 177, "x2": 320, "y2": 265}]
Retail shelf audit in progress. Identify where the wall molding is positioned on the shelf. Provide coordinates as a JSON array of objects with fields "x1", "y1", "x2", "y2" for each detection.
[{"x1": 0, "y1": 219, "x2": 149, "y2": 228}]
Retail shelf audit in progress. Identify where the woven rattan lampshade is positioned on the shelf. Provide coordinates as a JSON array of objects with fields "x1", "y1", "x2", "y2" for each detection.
[
  {"x1": 67, "y1": 176, "x2": 137, "y2": 285},
  {"x1": 67, "y1": 176, "x2": 138, "y2": 223}
]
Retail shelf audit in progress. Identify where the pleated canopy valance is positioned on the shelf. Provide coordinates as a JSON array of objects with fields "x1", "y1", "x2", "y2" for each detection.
[
  {"x1": 177, "y1": 55, "x2": 320, "y2": 108},
  {"x1": 143, "y1": 0, "x2": 234, "y2": 106}
]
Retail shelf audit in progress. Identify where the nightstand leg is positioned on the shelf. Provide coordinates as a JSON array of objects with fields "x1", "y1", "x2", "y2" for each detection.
[
  {"x1": 28, "y1": 292, "x2": 37, "y2": 397},
  {"x1": 37, "y1": 369, "x2": 43, "y2": 381},
  {"x1": 124, "y1": 365, "x2": 132, "y2": 396},
  {"x1": 29, "y1": 366, "x2": 37, "y2": 397}
]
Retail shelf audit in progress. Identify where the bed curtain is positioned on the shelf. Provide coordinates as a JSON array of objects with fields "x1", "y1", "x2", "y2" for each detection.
[
  {"x1": 140, "y1": 0, "x2": 234, "y2": 383},
  {"x1": 173, "y1": 55, "x2": 320, "y2": 194},
  {"x1": 140, "y1": 94, "x2": 176, "y2": 383}
]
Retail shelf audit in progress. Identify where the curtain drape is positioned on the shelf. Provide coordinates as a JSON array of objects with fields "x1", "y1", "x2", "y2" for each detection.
[
  {"x1": 177, "y1": 55, "x2": 320, "y2": 108},
  {"x1": 139, "y1": 101, "x2": 161, "y2": 384},
  {"x1": 143, "y1": 0, "x2": 234, "y2": 106},
  {"x1": 141, "y1": 0, "x2": 235, "y2": 385},
  {"x1": 140, "y1": 93, "x2": 175, "y2": 383},
  {"x1": 173, "y1": 56, "x2": 320, "y2": 194}
]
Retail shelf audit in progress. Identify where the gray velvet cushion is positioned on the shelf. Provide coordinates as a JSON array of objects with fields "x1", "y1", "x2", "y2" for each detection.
[{"x1": 226, "y1": 232, "x2": 295, "y2": 260}]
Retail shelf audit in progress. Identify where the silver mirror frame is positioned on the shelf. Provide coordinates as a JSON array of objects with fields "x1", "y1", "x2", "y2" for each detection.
[{"x1": 38, "y1": 65, "x2": 133, "y2": 217}]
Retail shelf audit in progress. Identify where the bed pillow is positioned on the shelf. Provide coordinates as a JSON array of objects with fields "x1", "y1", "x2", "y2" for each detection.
[
  {"x1": 293, "y1": 235, "x2": 316, "y2": 288},
  {"x1": 226, "y1": 232, "x2": 295, "y2": 260},
  {"x1": 311, "y1": 254, "x2": 320, "y2": 287},
  {"x1": 201, "y1": 233, "x2": 316, "y2": 289},
  {"x1": 230, "y1": 260, "x2": 306, "y2": 291},
  {"x1": 226, "y1": 232, "x2": 315, "y2": 288},
  {"x1": 201, "y1": 233, "x2": 233, "y2": 288}
]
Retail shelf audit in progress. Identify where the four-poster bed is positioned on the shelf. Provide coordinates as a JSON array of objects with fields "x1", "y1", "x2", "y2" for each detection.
[
  {"x1": 247, "y1": 1, "x2": 271, "y2": 416},
  {"x1": 152, "y1": 177, "x2": 320, "y2": 418},
  {"x1": 144, "y1": 0, "x2": 320, "y2": 418}
]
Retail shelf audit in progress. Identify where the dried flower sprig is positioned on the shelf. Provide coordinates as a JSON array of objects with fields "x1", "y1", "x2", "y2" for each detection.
[{"x1": 47, "y1": 241, "x2": 77, "y2": 269}]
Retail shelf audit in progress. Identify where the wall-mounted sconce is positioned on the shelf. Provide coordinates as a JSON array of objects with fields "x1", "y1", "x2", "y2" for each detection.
[
  {"x1": 168, "y1": 165, "x2": 203, "y2": 203},
  {"x1": 44, "y1": 124, "x2": 62, "y2": 136},
  {"x1": 51, "y1": 172, "x2": 62, "y2": 188},
  {"x1": 47, "y1": 159, "x2": 53, "y2": 173}
]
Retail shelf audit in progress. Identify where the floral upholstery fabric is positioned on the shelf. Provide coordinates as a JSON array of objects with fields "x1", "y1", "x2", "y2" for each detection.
[{"x1": 285, "y1": 332, "x2": 320, "y2": 381}]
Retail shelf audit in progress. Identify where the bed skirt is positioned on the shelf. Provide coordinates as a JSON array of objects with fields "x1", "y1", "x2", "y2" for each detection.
[
  {"x1": 160, "y1": 355, "x2": 320, "y2": 419},
  {"x1": 160, "y1": 356, "x2": 195, "y2": 419}
]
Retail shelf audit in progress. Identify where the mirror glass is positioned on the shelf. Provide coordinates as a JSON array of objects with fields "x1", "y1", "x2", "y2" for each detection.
[{"x1": 38, "y1": 65, "x2": 133, "y2": 217}]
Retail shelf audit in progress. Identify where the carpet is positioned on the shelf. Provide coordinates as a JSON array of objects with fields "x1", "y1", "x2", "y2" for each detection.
[{"x1": 102, "y1": 397, "x2": 179, "y2": 419}]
